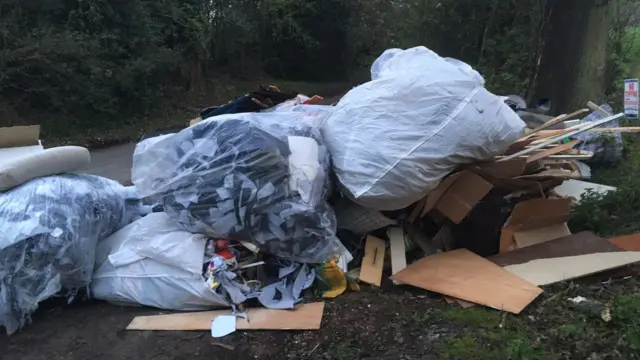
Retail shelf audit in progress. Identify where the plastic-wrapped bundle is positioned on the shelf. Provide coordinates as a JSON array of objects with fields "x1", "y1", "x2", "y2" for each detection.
[
  {"x1": 0, "y1": 174, "x2": 143, "y2": 335},
  {"x1": 132, "y1": 112, "x2": 345, "y2": 263}
]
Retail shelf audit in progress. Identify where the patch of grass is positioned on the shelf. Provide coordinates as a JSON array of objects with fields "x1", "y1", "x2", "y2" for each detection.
[
  {"x1": 440, "y1": 307, "x2": 502, "y2": 329},
  {"x1": 326, "y1": 341, "x2": 360, "y2": 360},
  {"x1": 614, "y1": 295, "x2": 640, "y2": 352}
]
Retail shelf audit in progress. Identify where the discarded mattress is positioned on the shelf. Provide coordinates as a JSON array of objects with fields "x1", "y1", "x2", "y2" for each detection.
[
  {"x1": 91, "y1": 212, "x2": 230, "y2": 310},
  {"x1": 321, "y1": 46, "x2": 526, "y2": 210},
  {"x1": 132, "y1": 111, "x2": 347, "y2": 263},
  {"x1": 0, "y1": 174, "x2": 146, "y2": 335}
]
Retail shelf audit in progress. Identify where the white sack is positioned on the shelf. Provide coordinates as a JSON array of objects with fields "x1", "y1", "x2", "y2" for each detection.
[
  {"x1": 0, "y1": 146, "x2": 90, "y2": 191},
  {"x1": 321, "y1": 47, "x2": 526, "y2": 210},
  {"x1": 91, "y1": 212, "x2": 229, "y2": 310}
]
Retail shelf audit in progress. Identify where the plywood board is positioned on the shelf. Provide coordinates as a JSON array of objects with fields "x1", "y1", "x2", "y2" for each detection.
[
  {"x1": 513, "y1": 223, "x2": 571, "y2": 248},
  {"x1": 609, "y1": 233, "x2": 640, "y2": 251},
  {"x1": 390, "y1": 249, "x2": 543, "y2": 314},
  {"x1": 359, "y1": 236, "x2": 386, "y2": 286},
  {"x1": 0, "y1": 125, "x2": 40, "y2": 148},
  {"x1": 525, "y1": 140, "x2": 581, "y2": 163},
  {"x1": 126, "y1": 302, "x2": 325, "y2": 331},
  {"x1": 435, "y1": 171, "x2": 493, "y2": 224},
  {"x1": 388, "y1": 227, "x2": 407, "y2": 285},
  {"x1": 504, "y1": 252, "x2": 640, "y2": 286},
  {"x1": 489, "y1": 232, "x2": 617, "y2": 267}
]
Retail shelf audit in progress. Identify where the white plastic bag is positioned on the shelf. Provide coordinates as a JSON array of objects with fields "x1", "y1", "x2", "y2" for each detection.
[
  {"x1": 322, "y1": 46, "x2": 526, "y2": 210},
  {"x1": 91, "y1": 212, "x2": 229, "y2": 310}
]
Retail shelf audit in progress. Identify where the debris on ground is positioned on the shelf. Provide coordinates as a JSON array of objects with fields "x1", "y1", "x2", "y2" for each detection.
[{"x1": 3, "y1": 45, "x2": 640, "y2": 339}]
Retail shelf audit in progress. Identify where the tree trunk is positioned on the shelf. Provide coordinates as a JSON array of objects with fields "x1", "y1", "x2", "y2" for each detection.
[{"x1": 533, "y1": 0, "x2": 613, "y2": 114}]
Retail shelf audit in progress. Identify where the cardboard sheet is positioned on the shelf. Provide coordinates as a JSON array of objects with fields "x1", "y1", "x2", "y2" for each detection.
[
  {"x1": 421, "y1": 172, "x2": 464, "y2": 216},
  {"x1": 500, "y1": 198, "x2": 572, "y2": 252},
  {"x1": 435, "y1": 171, "x2": 493, "y2": 224},
  {"x1": 513, "y1": 223, "x2": 571, "y2": 248},
  {"x1": 126, "y1": 302, "x2": 325, "y2": 331},
  {"x1": 359, "y1": 235, "x2": 386, "y2": 286},
  {"x1": 0, "y1": 125, "x2": 44, "y2": 168},
  {"x1": 504, "y1": 252, "x2": 640, "y2": 286},
  {"x1": 390, "y1": 249, "x2": 542, "y2": 314}
]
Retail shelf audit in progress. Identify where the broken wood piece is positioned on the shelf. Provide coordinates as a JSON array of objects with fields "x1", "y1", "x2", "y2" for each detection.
[
  {"x1": 499, "y1": 113, "x2": 623, "y2": 162},
  {"x1": 390, "y1": 249, "x2": 543, "y2": 314},
  {"x1": 303, "y1": 95, "x2": 324, "y2": 105},
  {"x1": 189, "y1": 117, "x2": 202, "y2": 126},
  {"x1": 587, "y1": 101, "x2": 612, "y2": 116},
  {"x1": 359, "y1": 236, "x2": 386, "y2": 286},
  {"x1": 126, "y1": 302, "x2": 325, "y2": 331},
  {"x1": 504, "y1": 252, "x2": 640, "y2": 286},
  {"x1": 387, "y1": 227, "x2": 407, "y2": 285},
  {"x1": 525, "y1": 140, "x2": 581, "y2": 163}
]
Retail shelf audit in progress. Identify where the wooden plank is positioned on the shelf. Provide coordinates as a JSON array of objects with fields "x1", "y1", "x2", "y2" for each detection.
[
  {"x1": 390, "y1": 249, "x2": 543, "y2": 314},
  {"x1": 126, "y1": 302, "x2": 325, "y2": 331},
  {"x1": 513, "y1": 223, "x2": 571, "y2": 248},
  {"x1": 587, "y1": 101, "x2": 612, "y2": 116},
  {"x1": 522, "y1": 108, "x2": 588, "y2": 138},
  {"x1": 388, "y1": 227, "x2": 407, "y2": 285},
  {"x1": 359, "y1": 236, "x2": 386, "y2": 286},
  {"x1": 489, "y1": 232, "x2": 617, "y2": 267},
  {"x1": 609, "y1": 233, "x2": 640, "y2": 251},
  {"x1": 504, "y1": 252, "x2": 640, "y2": 286},
  {"x1": 525, "y1": 140, "x2": 581, "y2": 163},
  {"x1": 499, "y1": 113, "x2": 623, "y2": 162}
]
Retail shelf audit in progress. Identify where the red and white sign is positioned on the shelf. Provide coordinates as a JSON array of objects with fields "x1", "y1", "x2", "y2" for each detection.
[{"x1": 624, "y1": 78, "x2": 639, "y2": 118}]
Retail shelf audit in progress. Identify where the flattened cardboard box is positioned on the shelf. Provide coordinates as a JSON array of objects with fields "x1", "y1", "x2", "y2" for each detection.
[
  {"x1": 499, "y1": 198, "x2": 572, "y2": 253},
  {"x1": 0, "y1": 125, "x2": 43, "y2": 168}
]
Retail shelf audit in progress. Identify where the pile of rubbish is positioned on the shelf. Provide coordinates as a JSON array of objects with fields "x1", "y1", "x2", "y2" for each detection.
[{"x1": 2, "y1": 46, "x2": 640, "y2": 337}]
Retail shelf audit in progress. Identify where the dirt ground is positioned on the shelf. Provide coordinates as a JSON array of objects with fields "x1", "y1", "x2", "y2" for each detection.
[{"x1": 2, "y1": 269, "x2": 640, "y2": 360}]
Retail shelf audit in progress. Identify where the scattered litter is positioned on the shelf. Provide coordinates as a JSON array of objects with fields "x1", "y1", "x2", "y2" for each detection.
[
  {"x1": 211, "y1": 315, "x2": 236, "y2": 338},
  {"x1": 567, "y1": 296, "x2": 612, "y2": 322}
]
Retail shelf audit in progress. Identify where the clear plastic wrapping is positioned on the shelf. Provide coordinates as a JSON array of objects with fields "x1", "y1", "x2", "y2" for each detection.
[
  {"x1": 0, "y1": 174, "x2": 143, "y2": 334},
  {"x1": 132, "y1": 112, "x2": 346, "y2": 263}
]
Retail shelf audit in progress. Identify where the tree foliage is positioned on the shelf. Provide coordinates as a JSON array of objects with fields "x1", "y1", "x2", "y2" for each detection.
[{"x1": 0, "y1": 0, "x2": 636, "y2": 129}]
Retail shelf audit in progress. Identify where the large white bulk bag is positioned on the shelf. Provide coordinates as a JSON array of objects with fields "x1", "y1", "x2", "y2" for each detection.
[{"x1": 321, "y1": 47, "x2": 525, "y2": 210}]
